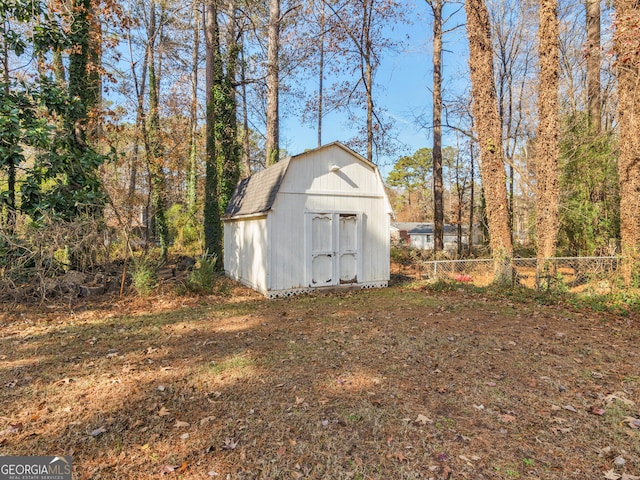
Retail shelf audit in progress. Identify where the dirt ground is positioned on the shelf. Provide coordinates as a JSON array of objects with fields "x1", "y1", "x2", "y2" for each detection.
[{"x1": 1, "y1": 277, "x2": 639, "y2": 480}]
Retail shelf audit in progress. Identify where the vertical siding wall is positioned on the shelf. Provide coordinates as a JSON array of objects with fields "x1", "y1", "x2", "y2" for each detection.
[
  {"x1": 223, "y1": 216, "x2": 269, "y2": 293},
  {"x1": 269, "y1": 147, "x2": 390, "y2": 292}
]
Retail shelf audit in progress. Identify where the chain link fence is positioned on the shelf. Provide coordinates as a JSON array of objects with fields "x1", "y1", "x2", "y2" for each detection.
[{"x1": 421, "y1": 256, "x2": 619, "y2": 292}]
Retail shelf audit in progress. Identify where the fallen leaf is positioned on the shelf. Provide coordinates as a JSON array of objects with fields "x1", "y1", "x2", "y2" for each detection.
[
  {"x1": 590, "y1": 407, "x2": 606, "y2": 416},
  {"x1": 160, "y1": 465, "x2": 177, "y2": 474},
  {"x1": 459, "y1": 455, "x2": 477, "y2": 463},
  {"x1": 140, "y1": 444, "x2": 149, "y2": 450},
  {"x1": 0, "y1": 424, "x2": 22, "y2": 436},
  {"x1": 207, "y1": 471, "x2": 219, "y2": 477},
  {"x1": 623, "y1": 417, "x2": 640, "y2": 429},
  {"x1": 394, "y1": 451, "x2": 406, "y2": 462},
  {"x1": 200, "y1": 416, "x2": 216, "y2": 425},
  {"x1": 158, "y1": 407, "x2": 171, "y2": 417},
  {"x1": 222, "y1": 438, "x2": 238, "y2": 450},
  {"x1": 621, "y1": 474, "x2": 640, "y2": 480},
  {"x1": 500, "y1": 414, "x2": 516, "y2": 423},
  {"x1": 91, "y1": 426, "x2": 107, "y2": 437},
  {"x1": 604, "y1": 470, "x2": 621, "y2": 480},
  {"x1": 563, "y1": 405, "x2": 577, "y2": 413},
  {"x1": 180, "y1": 433, "x2": 190, "y2": 439},
  {"x1": 605, "y1": 392, "x2": 636, "y2": 406},
  {"x1": 551, "y1": 426, "x2": 572, "y2": 434},
  {"x1": 473, "y1": 404, "x2": 485, "y2": 410},
  {"x1": 175, "y1": 420, "x2": 190, "y2": 428},
  {"x1": 415, "y1": 414, "x2": 433, "y2": 425},
  {"x1": 291, "y1": 472, "x2": 303, "y2": 479},
  {"x1": 157, "y1": 385, "x2": 166, "y2": 392},
  {"x1": 276, "y1": 446, "x2": 286, "y2": 456}
]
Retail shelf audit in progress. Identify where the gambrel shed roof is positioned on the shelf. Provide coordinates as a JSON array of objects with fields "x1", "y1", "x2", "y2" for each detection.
[
  {"x1": 224, "y1": 142, "x2": 387, "y2": 219},
  {"x1": 224, "y1": 157, "x2": 291, "y2": 218}
]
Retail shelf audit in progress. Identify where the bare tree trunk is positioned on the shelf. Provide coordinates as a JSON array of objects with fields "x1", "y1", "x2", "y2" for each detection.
[
  {"x1": 364, "y1": 0, "x2": 374, "y2": 162},
  {"x1": 88, "y1": 1, "x2": 102, "y2": 124},
  {"x1": 614, "y1": 0, "x2": 640, "y2": 284},
  {"x1": 536, "y1": 0, "x2": 560, "y2": 260},
  {"x1": 266, "y1": 0, "x2": 280, "y2": 165},
  {"x1": 454, "y1": 150, "x2": 465, "y2": 257},
  {"x1": 49, "y1": 0, "x2": 67, "y2": 85},
  {"x1": 586, "y1": 0, "x2": 601, "y2": 133},
  {"x1": 465, "y1": 0, "x2": 513, "y2": 279},
  {"x1": 428, "y1": 0, "x2": 444, "y2": 253},
  {"x1": 365, "y1": 63, "x2": 373, "y2": 162},
  {"x1": 468, "y1": 141, "x2": 475, "y2": 253},
  {"x1": 317, "y1": 2, "x2": 325, "y2": 148},
  {"x1": 186, "y1": 0, "x2": 200, "y2": 211},
  {"x1": 1, "y1": 26, "x2": 15, "y2": 235},
  {"x1": 241, "y1": 38, "x2": 251, "y2": 176},
  {"x1": 146, "y1": 1, "x2": 169, "y2": 261},
  {"x1": 127, "y1": 13, "x2": 148, "y2": 233}
]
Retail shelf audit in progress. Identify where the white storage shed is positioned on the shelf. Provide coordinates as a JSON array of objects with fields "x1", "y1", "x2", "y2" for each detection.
[{"x1": 223, "y1": 142, "x2": 393, "y2": 298}]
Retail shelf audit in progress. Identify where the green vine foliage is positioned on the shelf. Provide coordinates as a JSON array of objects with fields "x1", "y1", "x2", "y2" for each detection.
[
  {"x1": 1, "y1": 2, "x2": 110, "y2": 224},
  {"x1": 558, "y1": 113, "x2": 619, "y2": 256}
]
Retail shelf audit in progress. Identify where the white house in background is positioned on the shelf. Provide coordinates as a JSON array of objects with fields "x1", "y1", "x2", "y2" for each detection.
[
  {"x1": 223, "y1": 142, "x2": 393, "y2": 298},
  {"x1": 391, "y1": 222, "x2": 485, "y2": 251}
]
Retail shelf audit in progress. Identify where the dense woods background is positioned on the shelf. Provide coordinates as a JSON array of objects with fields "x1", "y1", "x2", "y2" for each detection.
[{"x1": 1, "y1": 0, "x2": 639, "y2": 298}]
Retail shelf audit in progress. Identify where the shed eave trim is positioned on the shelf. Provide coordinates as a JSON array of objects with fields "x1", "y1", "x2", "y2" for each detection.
[{"x1": 223, "y1": 211, "x2": 270, "y2": 221}]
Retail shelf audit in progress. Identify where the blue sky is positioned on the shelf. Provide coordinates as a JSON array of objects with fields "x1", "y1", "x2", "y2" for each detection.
[{"x1": 280, "y1": 0, "x2": 469, "y2": 178}]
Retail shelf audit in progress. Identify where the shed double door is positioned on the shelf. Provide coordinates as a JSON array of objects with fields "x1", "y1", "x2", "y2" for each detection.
[{"x1": 307, "y1": 212, "x2": 361, "y2": 287}]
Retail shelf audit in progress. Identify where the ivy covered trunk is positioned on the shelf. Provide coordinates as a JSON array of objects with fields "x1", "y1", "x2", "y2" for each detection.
[
  {"x1": 204, "y1": 1, "x2": 222, "y2": 265},
  {"x1": 614, "y1": 0, "x2": 640, "y2": 285},
  {"x1": 146, "y1": 2, "x2": 169, "y2": 262},
  {"x1": 203, "y1": 1, "x2": 241, "y2": 268},
  {"x1": 535, "y1": 0, "x2": 560, "y2": 261},
  {"x1": 465, "y1": 0, "x2": 513, "y2": 282},
  {"x1": 218, "y1": 0, "x2": 240, "y2": 217}
]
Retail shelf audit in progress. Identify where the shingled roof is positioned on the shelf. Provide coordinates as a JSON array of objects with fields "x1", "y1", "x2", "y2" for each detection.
[{"x1": 223, "y1": 157, "x2": 291, "y2": 218}]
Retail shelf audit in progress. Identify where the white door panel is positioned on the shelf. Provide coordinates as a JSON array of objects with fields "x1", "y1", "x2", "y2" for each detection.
[{"x1": 307, "y1": 212, "x2": 360, "y2": 287}]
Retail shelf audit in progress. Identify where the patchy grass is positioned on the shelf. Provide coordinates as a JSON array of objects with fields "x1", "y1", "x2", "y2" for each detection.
[{"x1": 1, "y1": 282, "x2": 639, "y2": 479}]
